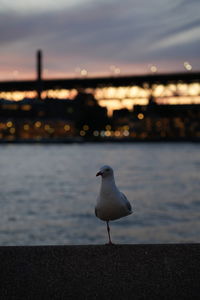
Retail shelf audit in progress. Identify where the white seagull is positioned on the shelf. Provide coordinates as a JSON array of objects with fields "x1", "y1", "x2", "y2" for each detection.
[{"x1": 95, "y1": 165, "x2": 132, "y2": 244}]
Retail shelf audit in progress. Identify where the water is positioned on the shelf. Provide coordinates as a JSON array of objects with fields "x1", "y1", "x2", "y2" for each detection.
[{"x1": 0, "y1": 143, "x2": 199, "y2": 245}]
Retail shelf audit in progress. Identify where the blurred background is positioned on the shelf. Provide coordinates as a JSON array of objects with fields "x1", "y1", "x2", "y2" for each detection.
[{"x1": 0, "y1": 0, "x2": 199, "y2": 245}]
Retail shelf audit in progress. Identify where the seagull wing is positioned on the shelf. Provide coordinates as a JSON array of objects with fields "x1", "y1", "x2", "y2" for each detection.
[{"x1": 120, "y1": 192, "x2": 132, "y2": 213}]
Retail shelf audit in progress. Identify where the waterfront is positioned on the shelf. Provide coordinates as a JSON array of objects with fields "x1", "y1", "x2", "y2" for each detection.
[{"x1": 0, "y1": 143, "x2": 199, "y2": 245}]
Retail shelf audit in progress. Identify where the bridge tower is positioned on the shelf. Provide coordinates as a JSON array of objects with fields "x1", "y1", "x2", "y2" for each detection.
[{"x1": 36, "y1": 49, "x2": 43, "y2": 100}]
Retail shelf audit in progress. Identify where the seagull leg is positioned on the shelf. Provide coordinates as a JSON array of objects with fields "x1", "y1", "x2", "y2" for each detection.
[{"x1": 106, "y1": 221, "x2": 113, "y2": 245}]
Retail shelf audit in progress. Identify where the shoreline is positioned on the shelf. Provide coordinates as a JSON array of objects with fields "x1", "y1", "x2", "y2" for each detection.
[{"x1": 1, "y1": 137, "x2": 200, "y2": 144}]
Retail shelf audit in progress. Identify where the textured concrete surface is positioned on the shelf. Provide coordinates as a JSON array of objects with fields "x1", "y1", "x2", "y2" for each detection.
[{"x1": 0, "y1": 244, "x2": 199, "y2": 300}]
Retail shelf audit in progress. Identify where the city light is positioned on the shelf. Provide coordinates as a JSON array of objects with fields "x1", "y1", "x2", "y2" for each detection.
[
  {"x1": 24, "y1": 124, "x2": 30, "y2": 130},
  {"x1": 83, "y1": 125, "x2": 89, "y2": 131},
  {"x1": 114, "y1": 131, "x2": 121, "y2": 137},
  {"x1": 93, "y1": 130, "x2": 99, "y2": 136},
  {"x1": 150, "y1": 65, "x2": 158, "y2": 73},
  {"x1": 35, "y1": 121, "x2": 42, "y2": 128},
  {"x1": 1, "y1": 81, "x2": 200, "y2": 117},
  {"x1": 64, "y1": 124, "x2": 70, "y2": 131},
  {"x1": 9, "y1": 127, "x2": 15, "y2": 134},
  {"x1": 105, "y1": 130, "x2": 111, "y2": 137},
  {"x1": 184, "y1": 62, "x2": 192, "y2": 71},
  {"x1": 138, "y1": 113, "x2": 144, "y2": 120},
  {"x1": 80, "y1": 69, "x2": 88, "y2": 77},
  {"x1": 105, "y1": 125, "x2": 111, "y2": 130},
  {"x1": 44, "y1": 124, "x2": 50, "y2": 131},
  {"x1": 80, "y1": 130, "x2": 86, "y2": 136},
  {"x1": 123, "y1": 130, "x2": 129, "y2": 136},
  {"x1": 7, "y1": 121, "x2": 13, "y2": 128},
  {"x1": 21, "y1": 105, "x2": 31, "y2": 111}
]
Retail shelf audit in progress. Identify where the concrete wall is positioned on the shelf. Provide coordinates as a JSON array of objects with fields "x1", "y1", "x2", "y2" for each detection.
[{"x1": 0, "y1": 244, "x2": 199, "y2": 299}]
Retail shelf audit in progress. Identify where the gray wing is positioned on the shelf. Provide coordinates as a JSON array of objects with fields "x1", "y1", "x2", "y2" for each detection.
[{"x1": 120, "y1": 192, "x2": 132, "y2": 212}]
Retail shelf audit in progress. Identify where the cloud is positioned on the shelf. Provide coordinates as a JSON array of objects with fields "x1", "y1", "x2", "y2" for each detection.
[
  {"x1": 0, "y1": 0, "x2": 91, "y2": 14},
  {"x1": 150, "y1": 26, "x2": 200, "y2": 50},
  {"x1": 0, "y1": 0, "x2": 200, "y2": 77}
]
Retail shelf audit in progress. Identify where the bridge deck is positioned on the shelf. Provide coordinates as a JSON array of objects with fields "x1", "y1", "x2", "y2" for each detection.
[{"x1": 0, "y1": 72, "x2": 200, "y2": 91}]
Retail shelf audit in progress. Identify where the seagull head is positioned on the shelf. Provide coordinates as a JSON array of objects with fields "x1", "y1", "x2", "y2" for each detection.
[{"x1": 96, "y1": 165, "x2": 114, "y2": 178}]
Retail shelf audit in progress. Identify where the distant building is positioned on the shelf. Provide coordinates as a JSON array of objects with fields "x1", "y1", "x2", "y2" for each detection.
[
  {"x1": 0, "y1": 92, "x2": 108, "y2": 142},
  {"x1": 1, "y1": 93, "x2": 200, "y2": 142},
  {"x1": 112, "y1": 102, "x2": 200, "y2": 141},
  {"x1": 73, "y1": 91, "x2": 109, "y2": 136}
]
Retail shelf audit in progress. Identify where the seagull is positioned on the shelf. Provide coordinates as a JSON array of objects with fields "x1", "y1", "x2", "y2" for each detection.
[{"x1": 95, "y1": 165, "x2": 132, "y2": 244}]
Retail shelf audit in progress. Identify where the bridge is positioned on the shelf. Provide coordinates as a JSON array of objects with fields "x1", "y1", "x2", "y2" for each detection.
[
  {"x1": 0, "y1": 49, "x2": 200, "y2": 113},
  {"x1": 0, "y1": 71, "x2": 200, "y2": 92}
]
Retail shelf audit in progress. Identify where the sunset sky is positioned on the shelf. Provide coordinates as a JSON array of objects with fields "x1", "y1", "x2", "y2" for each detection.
[{"x1": 0, "y1": 0, "x2": 200, "y2": 80}]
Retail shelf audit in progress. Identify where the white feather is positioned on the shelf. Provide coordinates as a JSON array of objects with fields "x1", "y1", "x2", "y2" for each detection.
[{"x1": 95, "y1": 165, "x2": 132, "y2": 221}]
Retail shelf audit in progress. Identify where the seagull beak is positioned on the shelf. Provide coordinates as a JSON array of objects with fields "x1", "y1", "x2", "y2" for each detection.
[{"x1": 96, "y1": 171, "x2": 103, "y2": 176}]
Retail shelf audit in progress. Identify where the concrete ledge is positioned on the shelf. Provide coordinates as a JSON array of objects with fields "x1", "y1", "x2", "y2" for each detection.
[{"x1": 0, "y1": 244, "x2": 199, "y2": 299}]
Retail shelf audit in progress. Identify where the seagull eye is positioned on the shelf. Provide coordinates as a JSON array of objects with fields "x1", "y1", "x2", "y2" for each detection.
[{"x1": 106, "y1": 168, "x2": 110, "y2": 172}]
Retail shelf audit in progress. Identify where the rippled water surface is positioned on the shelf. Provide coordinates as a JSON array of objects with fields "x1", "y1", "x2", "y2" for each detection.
[{"x1": 0, "y1": 143, "x2": 199, "y2": 245}]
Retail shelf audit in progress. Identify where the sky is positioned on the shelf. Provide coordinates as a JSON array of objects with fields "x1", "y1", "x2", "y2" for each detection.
[{"x1": 0, "y1": 0, "x2": 200, "y2": 80}]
